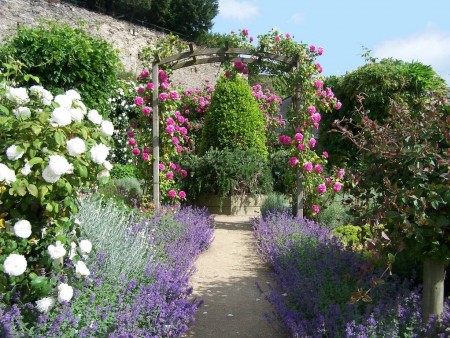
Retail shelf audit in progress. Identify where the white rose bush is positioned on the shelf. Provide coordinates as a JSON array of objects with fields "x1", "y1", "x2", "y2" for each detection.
[{"x1": 0, "y1": 79, "x2": 113, "y2": 309}]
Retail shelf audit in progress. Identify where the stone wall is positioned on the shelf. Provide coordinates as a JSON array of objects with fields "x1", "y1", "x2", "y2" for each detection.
[{"x1": 0, "y1": 0, "x2": 220, "y2": 89}]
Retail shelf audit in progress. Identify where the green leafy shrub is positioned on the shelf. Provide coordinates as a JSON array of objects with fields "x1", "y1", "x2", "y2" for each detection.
[
  {"x1": 98, "y1": 177, "x2": 143, "y2": 209},
  {"x1": 260, "y1": 192, "x2": 291, "y2": 219},
  {"x1": 200, "y1": 74, "x2": 268, "y2": 158},
  {"x1": 317, "y1": 194, "x2": 353, "y2": 229},
  {"x1": 180, "y1": 148, "x2": 273, "y2": 200},
  {"x1": 333, "y1": 225, "x2": 363, "y2": 246},
  {"x1": 0, "y1": 21, "x2": 121, "y2": 110},
  {"x1": 111, "y1": 163, "x2": 139, "y2": 179}
]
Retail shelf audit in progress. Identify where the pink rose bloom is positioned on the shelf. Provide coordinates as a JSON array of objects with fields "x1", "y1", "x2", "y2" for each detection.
[
  {"x1": 169, "y1": 163, "x2": 177, "y2": 170},
  {"x1": 146, "y1": 82, "x2": 154, "y2": 90},
  {"x1": 166, "y1": 117, "x2": 175, "y2": 125},
  {"x1": 178, "y1": 191, "x2": 187, "y2": 199},
  {"x1": 312, "y1": 204, "x2": 320, "y2": 214},
  {"x1": 172, "y1": 137, "x2": 179, "y2": 145},
  {"x1": 142, "y1": 106, "x2": 151, "y2": 115},
  {"x1": 274, "y1": 36, "x2": 281, "y2": 42},
  {"x1": 181, "y1": 169, "x2": 188, "y2": 178},
  {"x1": 333, "y1": 182, "x2": 342, "y2": 192},
  {"x1": 311, "y1": 112, "x2": 321, "y2": 123},
  {"x1": 322, "y1": 151, "x2": 329, "y2": 158},
  {"x1": 161, "y1": 82, "x2": 169, "y2": 90},
  {"x1": 166, "y1": 125, "x2": 175, "y2": 135},
  {"x1": 234, "y1": 60, "x2": 245, "y2": 71},
  {"x1": 137, "y1": 86, "x2": 145, "y2": 94},
  {"x1": 279, "y1": 135, "x2": 291, "y2": 145},
  {"x1": 132, "y1": 148, "x2": 140, "y2": 156},
  {"x1": 317, "y1": 183, "x2": 326, "y2": 194},
  {"x1": 289, "y1": 157, "x2": 299, "y2": 167},
  {"x1": 303, "y1": 162, "x2": 313, "y2": 172},
  {"x1": 177, "y1": 115, "x2": 185, "y2": 123},
  {"x1": 159, "y1": 93, "x2": 168, "y2": 102},
  {"x1": 134, "y1": 97, "x2": 144, "y2": 106},
  {"x1": 169, "y1": 91, "x2": 179, "y2": 100},
  {"x1": 309, "y1": 138, "x2": 317, "y2": 148},
  {"x1": 179, "y1": 127, "x2": 188, "y2": 135},
  {"x1": 128, "y1": 138, "x2": 136, "y2": 146},
  {"x1": 318, "y1": 47, "x2": 324, "y2": 55},
  {"x1": 314, "y1": 80, "x2": 323, "y2": 88},
  {"x1": 307, "y1": 106, "x2": 316, "y2": 115},
  {"x1": 325, "y1": 177, "x2": 332, "y2": 185},
  {"x1": 337, "y1": 168, "x2": 345, "y2": 179},
  {"x1": 314, "y1": 164, "x2": 323, "y2": 174},
  {"x1": 159, "y1": 163, "x2": 165, "y2": 171},
  {"x1": 316, "y1": 63, "x2": 323, "y2": 73},
  {"x1": 158, "y1": 69, "x2": 168, "y2": 81},
  {"x1": 242, "y1": 67, "x2": 249, "y2": 75},
  {"x1": 140, "y1": 70, "x2": 149, "y2": 78},
  {"x1": 294, "y1": 133, "x2": 304, "y2": 142},
  {"x1": 309, "y1": 45, "x2": 316, "y2": 52},
  {"x1": 142, "y1": 153, "x2": 149, "y2": 161},
  {"x1": 166, "y1": 171, "x2": 174, "y2": 180},
  {"x1": 298, "y1": 144, "x2": 305, "y2": 151},
  {"x1": 242, "y1": 29, "x2": 249, "y2": 36},
  {"x1": 249, "y1": 36, "x2": 254, "y2": 42},
  {"x1": 144, "y1": 147, "x2": 151, "y2": 153},
  {"x1": 168, "y1": 190, "x2": 176, "y2": 199},
  {"x1": 285, "y1": 33, "x2": 291, "y2": 39},
  {"x1": 127, "y1": 130, "x2": 134, "y2": 137},
  {"x1": 176, "y1": 145, "x2": 182, "y2": 153},
  {"x1": 225, "y1": 71, "x2": 232, "y2": 78},
  {"x1": 335, "y1": 101, "x2": 342, "y2": 110}
]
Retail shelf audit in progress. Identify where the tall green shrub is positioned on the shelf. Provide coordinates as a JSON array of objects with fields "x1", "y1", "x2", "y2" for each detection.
[
  {"x1": 200, "y1": 74, "x2": 268, "y2": 158},
  {"x1": 0, "y1": 21, "x2": 121, "y2": 111}
]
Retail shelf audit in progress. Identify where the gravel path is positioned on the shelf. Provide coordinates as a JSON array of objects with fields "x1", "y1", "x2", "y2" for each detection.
[{"x1": 185, "y1": 215, "x2": 288, "y2": 338}]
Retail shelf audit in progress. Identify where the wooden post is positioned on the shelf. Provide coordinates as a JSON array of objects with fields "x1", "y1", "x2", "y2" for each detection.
[
  {"x1": 292, "y1": 58, "x2": 303, "y2": 218},
  {"x1": 152, "y1": 63, "x2": 160, "y2": 209},
  {"x1": 423, "y1": 257, "x2": 445, "y2": 323}
]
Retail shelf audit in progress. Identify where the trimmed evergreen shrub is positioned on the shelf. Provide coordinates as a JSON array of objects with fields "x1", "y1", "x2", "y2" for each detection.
[
  {"x1": 260, "y1": 192, "x2": 291, "y2": 219},
  {"x1": 200, "y1": 74, "x2": 268, "y2": 158}
]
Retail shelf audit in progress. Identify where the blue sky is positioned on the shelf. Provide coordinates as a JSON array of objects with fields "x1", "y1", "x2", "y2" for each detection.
[{"x1": 212, "y1": 0, "x2": 450, "y2": 84}]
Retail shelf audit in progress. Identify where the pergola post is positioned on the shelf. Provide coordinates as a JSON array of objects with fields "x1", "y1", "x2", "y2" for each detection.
[
  {"x1": 293, "y1": 60, "x2": 303, "y2": 218},
  {"x1": 152, "y1": 63, "x2": 160, "y2": 209}
]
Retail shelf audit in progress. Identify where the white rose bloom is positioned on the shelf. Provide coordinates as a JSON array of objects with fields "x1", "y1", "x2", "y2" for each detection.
[
  {"x1": 29, "y1": 85, "x2": 45, "y2": 96},
  {"x1": 70, "y1": 107, "x2": 84, "y2": 123},
  {"x1": 48, "y1": 155, "x2": 72, "y2": 175},
  {"x1": 13, "y1": 106, "x2": 31, "y2": 118},
  {"x1": 21, "y1": 162, "x2": 32, "y2": 176},
  {"x1": 0, "y1": 163, "x2": 16, "y2": 184},
  {"x1": 13, "y1": 220, "x2": 32, "y2": 239},
  {"x1": 50, "y1": 107, "x2": 72, "y2": 127},
  {"x1": 79, "y1": 239, "x2": 92, "y2": 254},
  {"x1": 97, "y1": 169, "x2": 110, "y2": 179},
  {"x1": 47, "y1": 241, "x2": 66, "y2": 259},
  {"x1": 6, "y1": 87, "x2": 29, "y2": 105},
  {"x1": 42, "y1": 91, "x2": 53, "y2": 106},
  {"x1": 87, "y1": 109, "x2": 102, "y2": 125},
  {"x1": 6, "y1": 145, "x2": 24, "y2": 161},
  {"x1": 74, "y1": 260, "x2": 90, "y2": 276},
  {"x1": 36, "y1": 297, "x2": 55, "y2": 313},
  {"x1": 3, "y1": 253, "x2": 27, "y2": 276},
  {"x1": 69, "y1": 242, "x2": 77, "y2": 260},
  {"x1": 90, "y1": 143, "x2": 109, "y2": 165},
  {"x1": 65, "y1": 89, "x2": 81, "y2": 101},
  {"x1": 73, "y1": 100, "x2": 87, "y2": 114},
  {"x1": 103, "y1": 160, "x2": 113, "y2": 171},
  {"x1": 54, "y1": 94, "x2": 73, "y2": 109},
  {"x1": 66, "y1": 138, "x2": 86, "y2": 157},
  {"x1": 57, "y1": 283, "x2": 73, "y2": 303},
  {"x1": 42, "y1": 166, "x2": 60, "y2": 183},
  {"x1": 99, "y1": 120, "x2": 114, "y2": 137},
  {"x1": 30, "y1": 86, "x2": 54, "y2": 105}
]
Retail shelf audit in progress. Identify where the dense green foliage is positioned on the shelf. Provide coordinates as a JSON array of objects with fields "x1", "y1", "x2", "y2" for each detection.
[
  {"x1": 180, "y1": 148, "x2": 273, "y2": 200},
  {"x1": 200, "y1": 74, "x2": 268, "y2": 158},
  {"x1": 0, "y1": 22, "x2": 121, "y2": 111},
  {"x1": 260, "y1": 193, "x2": 291, "y2": 219},
  {"x1": 320, "y1": 59, "x2": 448, "y2": 166}
]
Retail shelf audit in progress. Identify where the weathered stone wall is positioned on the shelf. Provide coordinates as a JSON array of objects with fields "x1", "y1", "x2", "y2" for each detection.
[{"x1": 0, "y1": 0, "x2": 220, "y2": 89}]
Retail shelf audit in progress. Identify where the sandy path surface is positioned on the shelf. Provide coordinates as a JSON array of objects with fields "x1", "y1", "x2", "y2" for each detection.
[{"x1": 185, "y1": 215, "x2": 288, "y2": 338}]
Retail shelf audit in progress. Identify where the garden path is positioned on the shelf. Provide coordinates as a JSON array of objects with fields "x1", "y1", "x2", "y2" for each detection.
[{"x1": 185, "y1": 215, "x2": 288, "y2": 338}]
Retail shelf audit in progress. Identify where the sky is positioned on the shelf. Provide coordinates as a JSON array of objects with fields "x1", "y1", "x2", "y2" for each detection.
[{"x1": 212, "y1": 0, "x2": 450, "y2": 84}]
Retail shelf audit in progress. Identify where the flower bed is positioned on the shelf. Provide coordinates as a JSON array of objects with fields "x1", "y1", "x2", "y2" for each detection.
[
  {"x1": 0, "y1": 198, "x2": 214, "y2": 337},
  {"x1": 252, "y1": 212, "x2": 450, "y2": 337}
]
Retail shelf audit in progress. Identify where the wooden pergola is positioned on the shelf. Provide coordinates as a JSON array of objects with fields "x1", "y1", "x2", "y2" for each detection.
[{"x1": 151, "y1": 44, "x2": 305, "y2": 217}]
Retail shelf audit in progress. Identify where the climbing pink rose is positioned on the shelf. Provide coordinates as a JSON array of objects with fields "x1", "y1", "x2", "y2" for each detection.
[
  {"x1": 337, "y1": 168, "x2": 345, "y2": 179},
  {"x1": 159, "y1": 163, "x2": 165, "y2": 171},
  {"x1": 289, "y1": 157, "x2": 299, "y2": 167},
  {"x1": 333, "y1": 182, "x2": 342, "y2": 192},
  {"x1": 335, "y1": 101, "x2": 342, "y2": 110},
  {"x1": 325, "y1": 177, "x2": 332, "y2": 185},
  {"x1": 322, "y1": 151, "x2": 329, "y2": 158},
  {"x1": 132, "y1": 148, "x2": 140, "y2": 156},
  {"x1": 142, "y1": 106, "x2": 151, "y2": 115},
  {"x1": 140, "y1": 70, "x2": 149, "y2": 78},
  {"x1": 317, "y1": 184, "x2": 326, "y2": 194},
  {"x1": 294, "y1": 133, "x2": 304, "y2": 142},
  {"x1": 169, "y1": 163, "x2": 177, "y2": 170},
  {"x1": 309, "y1": 45, "x2": 316, "y2": 52},
  {"x1": 166, "y1": 125, "x2": 175, "y2": 134},
  {"x1": 307, "y1": 106, "x2": 316, "y2": 115},
  {"x1": 181, "y1": 169, "x2": 188, "y2": 178},
  {"x1": 134, "y1": 97, "x2": 144, "y2": 106},
  {"x1": 312, "y1": 204, "x2": 320, "y2": 214},
  {"x1": 166, "y1": 171, "x2": 174, "y2": 180},
  {"x1": 172, "y1": 137, "x2": 179, "y2": 145},
  {"x1": 298, "y1": 144, "x2": 305, "y2": 151},
  {"x1": 303, "y1": 162, "x2": 313, "y2": 172},
  {"x1": 146, "y1": 82, "x2": 154, "y2": 90},
  {"x1": 318, "y1": 47, "x2": 324, "y2": 55},
  {"x1": 178, "y1": 191, "x2": 187, "y2": 199},
  {"x1": 137, "y1": 86, "x2": 145, "y2": 94},
  {"x1": 168, "y1": 190, "x2": 176, "y2": 199},
  {"x1": 274, "y1": 36, "x2": 281, "y2": 42},
  {"x1": 242, "y1": 29, "x2": 249, "y2": 36},
  {"x1": 311, "y1": 113, "x2": 321, "y2": 123},
  {"x1": 127, "y1": 130, "x2": 134, "y2": 137},
  {"x1": 142, "y1": 153, "x2": 149, "y2": 161},
  {"x1": 128, "y1": 138, "x2": 136, "y2": 146},
  {"x1": 159, "y1": 93, "x2": 168, "y2": 102},
  {"x1": 169, "y1": 91, "x2": 179, "y2": 100},
  {"x1": 309, "y1": 138, "x2": 317, "y2": 148},
  {"x1": 314, "y1": 164, "x2": 323, "y2": 174}
]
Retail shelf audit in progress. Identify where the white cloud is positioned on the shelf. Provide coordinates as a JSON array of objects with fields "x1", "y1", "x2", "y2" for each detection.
[
  {"x1": 219, "y1": 0, "x2": 260, "y2": 20},
  {"x1": 374, "y1": 29, "x2": 450, "y2": 83},
  {"x1": 290, "y1": 12, "x2": 305, "y2": 25}
]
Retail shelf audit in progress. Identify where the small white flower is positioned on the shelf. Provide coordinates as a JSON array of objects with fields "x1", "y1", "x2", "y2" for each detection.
[
  {"x1": 73, "y1": 100, "x2": 87, "y2": 114},
  {"x1": 50, "y1": 107, "x2": 72, "y2": 127},
  {"x1": 54, "y1": 94, "x2": 73, "y2": 109},
  {"x1": 103, "y1": 160, "x2": 113, "y2": 171},
  {"x1": 69, "y1": 242, "x2": 77, "y2": 260},
  {"x1": 6, "y1": 145, "x2": 24, "y2": 161},
  {"x1": 13, "y1": 106, "x2": 31, "y2": 118},
  {"x1": 87, "y1": 109, "x2": 102, "y2": 125},
  {"x1": 6, "y1": 87, "x2": 29, "y2": 105},
  {"x1": 65, "y1": 89, "x2": 81, "y2": 101},
  {"x1": 36, "y1": 297, "x2": 55, "y2": 313},
  {"x1": 13, "y1": 220, "x2": 32, "y2": 239},
  {"x1": 74, "y1": 219, "x2": 81, "y2": 225},
  {"x1": 48, "y1": 241, "x2": 66, "y2": 260},
  {"x1": 66, "y1": 138, "x2": 86, "y2": 157},
  {"x1": 79, "y1": 239, "x2": 92, "y2": 254},
  {"x1": 0, "y1": 163, "x2": 16, "y2": 184},
  {"x1": 70, "y1": 107, "x2": 84, "y2": 123},
  {"x1": 57, "y1": 283, "x2": 73, "y2": 303},
  {"x1": 30, "y1": 86, "x2": 53, "y2": 105},
  {"x1": 48, "y1": 155, "x2": 72, "y2": 176},
  {"x1": 3, "y1": 253, "x2": 27, "y2": 276},
  {"x1": 90, "y1": 143, "x2": 109, "y2": 165},
  {"x1": 42, "y1": 166, "x2": 60, "y2": 183},
  {"x1": 97, "y1": 169, "x2": 110, "y2": 179},
  {"x1": 99, "y1": 120, "x2": 114, "y2": 137},
  {"x1": 74, "y1": 260, "x2": 90, "y2": 276},
  {"x1": 21, "y1": 162, "x2": 32, "y2": 176}
]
